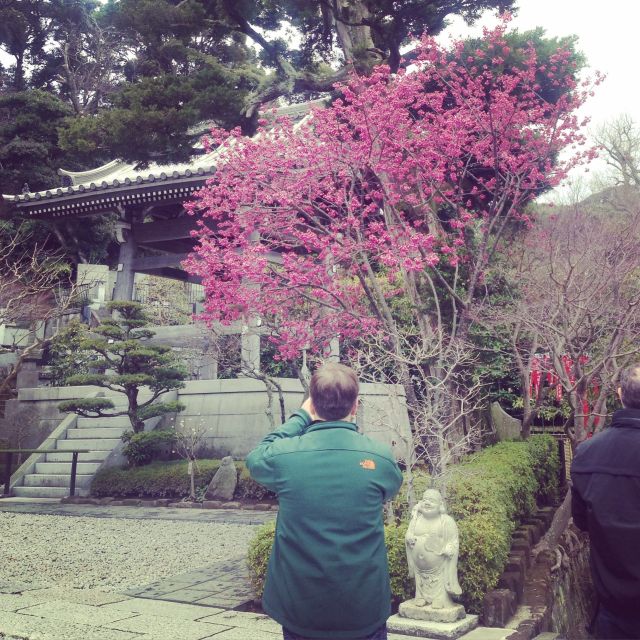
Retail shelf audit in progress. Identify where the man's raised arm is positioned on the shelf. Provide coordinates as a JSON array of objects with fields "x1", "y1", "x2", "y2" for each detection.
[{"x1": 245, "y1": 400, "x2": 314, "y2": 491}]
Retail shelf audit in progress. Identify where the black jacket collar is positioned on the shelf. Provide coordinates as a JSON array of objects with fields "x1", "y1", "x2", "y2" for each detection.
[{"x1": 611, "y1": 408, "x2": 640, "y2": 429}]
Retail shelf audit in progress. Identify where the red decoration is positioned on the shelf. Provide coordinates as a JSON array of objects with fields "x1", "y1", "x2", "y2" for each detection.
[
  {"x1": 527, "y1": 353, "x2": 603, "y2": 433},
  {"x1": 530, "y1": 356, "x2": 542, "y2": 399}
]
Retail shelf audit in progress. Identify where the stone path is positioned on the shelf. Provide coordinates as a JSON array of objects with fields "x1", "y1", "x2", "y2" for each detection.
[
  {"x1": 0, "y1": 500, "x2": 553, "y2": 640},
  {"x1": 0, "y1": 499, "x2": 272, "y2": 612},
  {"x1": 0, "y1": 500, "x2": 274, "y2": 526},
  {"x1": 124, "y1": 556, "x2": 254, "y2": 610}
]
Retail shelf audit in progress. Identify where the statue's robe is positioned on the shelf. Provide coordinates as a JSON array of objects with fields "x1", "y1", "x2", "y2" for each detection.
[{"x1": 406, "y1": 510, "x2": 462, "y2": 598}]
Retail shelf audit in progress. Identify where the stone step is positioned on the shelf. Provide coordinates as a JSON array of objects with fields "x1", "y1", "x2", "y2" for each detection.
[
  {"x1": 45, "y1": 450, "x2": 110, "y2": 463},
  {"x1": 66, "y1": 427, "x2": 127, "y2": 439},
  {"x1": 35, "y1": 462, "x2": 102, "y2": 475},
  {"x1": 12, "y1": 486, "x2": 89, "y2": 498},
  {"x1": 57, "y1": 438, "x2": 121, "y2": 451},
  {"x1": 77, "y1": 416, "x2": 133, "y2": 429},
  {"x1": 23, "y1": 473, "x2": 93, "y2": 488}
]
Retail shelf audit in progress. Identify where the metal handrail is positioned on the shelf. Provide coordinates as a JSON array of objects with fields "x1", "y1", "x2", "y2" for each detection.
[{"x1": 1, "y1": 448, "x2": 90, "y2": 498}]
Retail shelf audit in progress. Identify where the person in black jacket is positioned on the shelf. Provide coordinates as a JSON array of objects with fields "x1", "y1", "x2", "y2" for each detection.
[{"x1": 571, "y1": 364, "x2": 640, "y2": 639}]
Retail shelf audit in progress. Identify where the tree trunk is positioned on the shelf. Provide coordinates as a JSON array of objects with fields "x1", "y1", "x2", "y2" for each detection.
[
  {"x1": 333, "y1": 0, "x2": 376, "y2": 66},
  {"x1": 189, "y1": 458, "x2": 196, "y2": 500},
  {"x1": 14, "y1": 52, "x2": 25, "y2": 91},
  {"x1": 533, "y1": 489, "x2": 572, "y2": 557},
  {"x1": 128, "y1": 389, "x2": 144, "y2": 433}
]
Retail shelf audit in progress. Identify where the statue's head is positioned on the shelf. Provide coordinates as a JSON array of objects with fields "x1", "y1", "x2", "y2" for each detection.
[{"x1": 420, "y1": 489, "x2": 446, "y2": 516}]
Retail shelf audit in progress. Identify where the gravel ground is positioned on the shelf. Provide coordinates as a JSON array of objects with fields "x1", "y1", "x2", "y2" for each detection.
[{"x1": 0, "y1": 511, "x2": 256, "y2": 592}]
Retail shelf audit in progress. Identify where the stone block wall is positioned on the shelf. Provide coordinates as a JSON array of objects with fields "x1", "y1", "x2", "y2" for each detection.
[
  {"x1": 1, "y1": 385, "x2": 100, "y2": 450},
  {"x1": 482, "y1": 505, "x2": 595, "y2": 640},
  {"x1": 171, "y1": 378, "x2": 411, "y2": 459},
  {"x1": 2, "y1": 379, "x2": 412, "y2": 460}
]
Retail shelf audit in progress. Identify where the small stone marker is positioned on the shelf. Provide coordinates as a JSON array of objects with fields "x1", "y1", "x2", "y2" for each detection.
[
  {"x1": 205, "y1": 456, "x2": 237, "y2": 501},
  {"x1": 490, "y1": 401, "x2": 522, "y2": 441}
]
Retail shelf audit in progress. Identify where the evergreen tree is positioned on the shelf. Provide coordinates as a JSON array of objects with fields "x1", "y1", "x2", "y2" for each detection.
[
  {"x1": 0, "y1": 90, "x2": 72, "y2": 194},
  {"x1": 58, "y1": 301, "x2": 186, "y2": 433}
]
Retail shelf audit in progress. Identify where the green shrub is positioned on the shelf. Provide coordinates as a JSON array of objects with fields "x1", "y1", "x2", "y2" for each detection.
[
  {"x1": 526, "y1": 434, "x2": 560, "y2": 503},
  {"x1": 121, "y1": 430, "x2": 178, "y2": 466},
  {"x1": 452, "y1": 442, "x2": 538, "y2": 519},
  {"x1": 90, "y1": 458, "x2": 278, "y2": 501},
  {"x1": 455, "y1": 512, "x2": 511, "y2": 611},
  {"x1": 384, "y1": 521, "x2": 412, "y2": 606},
  {"x1": 91, "y1": 459, "x2": 222, "y2": 498},
  {"x1": 246, "y1": 521, "x2": 277, "y2": 599},
  {"x1": 246, "y1": 438, "x2": 561, "y2": 614},
  {"x1": 236, "y1": 463, "x2": 277, "y2": 502}
]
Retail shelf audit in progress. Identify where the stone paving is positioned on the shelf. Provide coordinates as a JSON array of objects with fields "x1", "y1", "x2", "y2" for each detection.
[
  {"x1": 0, "y1": 500, "x2": 275, "y2": 526},
  {"x1": 124, "y1": 556, "x2": 254, "y2": 610},
  {"x1": 0, "y1": 500, "x2": 543, "y2": 640}
]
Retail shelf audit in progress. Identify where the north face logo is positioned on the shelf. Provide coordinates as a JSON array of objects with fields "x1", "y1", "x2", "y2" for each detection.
[{"x1": 360, "y1": 459, "x2": 376, "y2": 470}]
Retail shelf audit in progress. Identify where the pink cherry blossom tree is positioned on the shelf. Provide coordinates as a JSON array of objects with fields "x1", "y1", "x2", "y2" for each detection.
[{"x1": 185, "y1": 19, "x2": 596, "y2": 473}]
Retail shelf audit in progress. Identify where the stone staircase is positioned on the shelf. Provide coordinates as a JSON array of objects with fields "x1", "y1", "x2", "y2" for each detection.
[{"x1": 11, "y1": 414, "x2": 132, "y2": 499}]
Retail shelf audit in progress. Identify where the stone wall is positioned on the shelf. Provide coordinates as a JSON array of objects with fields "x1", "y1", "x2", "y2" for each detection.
[
  {"x1": 482, "y1": 507, "x2": 595, "y2": 640},
  {"x1": 550, "y1": 534, "x2": 595, "y2": 639},
  {"x1": 170, "y1": 378, "x2": 411, "y2": 459},
  {"x1": 1, "y1": 386, "x2": 100, "y2": 450},
  {"x1": 2, "y1": 379, "x2": 412, "y2": 460}
]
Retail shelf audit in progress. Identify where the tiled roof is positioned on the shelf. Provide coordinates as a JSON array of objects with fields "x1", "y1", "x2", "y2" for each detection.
[{"x1": 3, "y1": 148, "x2": 222, "y2": 207}]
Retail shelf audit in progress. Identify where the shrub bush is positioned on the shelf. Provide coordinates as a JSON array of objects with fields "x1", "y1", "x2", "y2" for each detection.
[
  {"x1": 245, "y1": 436, "x2": 561, "y2": 614},
  {"x1": 247, "y1": 521, "x2": 277, "y2": 599},
  {"x1": 235, "y1": 463, "x2": 277, "y2": 502},
  {"x1": 384, "y1": 521, "x2": 412, "y2": 606},
  {"x1": 90, "y1": 458, "x2": 278, "y2": 501},
  {"x1": 121, "y1": 430, "x2": 178, "y2": 467},
  {"x1": 91, "y1": 459, "x2": 221, "y2": 498},
  {"x1": 526, "y1": 434, "x2": 560, "y2": 503}
]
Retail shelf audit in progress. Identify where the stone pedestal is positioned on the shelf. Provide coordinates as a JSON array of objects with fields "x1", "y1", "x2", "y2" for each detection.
[
  {"x1": 388, "y1": 598, "x2": 478, "y2": 639},
  {"x1": 16, "y1": 360, "x2": 39, "y2": 389},
  {"x1": 387, "y1": 611, "x2": 479, "y2": 639},
  {"x1": 399, "y1": 599, "x2": 466, "y2": 623}
]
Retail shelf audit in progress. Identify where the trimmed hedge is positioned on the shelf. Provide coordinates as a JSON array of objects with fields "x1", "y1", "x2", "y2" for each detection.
[
  {"x1": 247, "y1": 521, "x2": 277, "y2": 598},
  {"x1": 246, "y1": 435, "x2": 560, "y2": 613},
  {"x1": 90, "y1": 459, "x2": 276, "y2": 501},
  {"x1": 121, "y1": 430, "x2": 177, "y2": 467}
]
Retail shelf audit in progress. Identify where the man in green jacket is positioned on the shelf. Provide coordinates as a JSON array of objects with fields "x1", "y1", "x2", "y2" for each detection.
[{"x1": 246, "y1": 362, "x2": 403, "y2": 640}]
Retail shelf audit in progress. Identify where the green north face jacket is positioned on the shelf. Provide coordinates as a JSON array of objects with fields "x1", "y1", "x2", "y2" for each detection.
[{"x1": 246, "y1": 409, "x2": 403, "y2": 639}]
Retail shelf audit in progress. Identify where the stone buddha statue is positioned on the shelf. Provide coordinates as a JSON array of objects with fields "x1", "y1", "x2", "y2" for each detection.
[{"x1": 405, "y1": 488, "x2": 462, "y2": 610}]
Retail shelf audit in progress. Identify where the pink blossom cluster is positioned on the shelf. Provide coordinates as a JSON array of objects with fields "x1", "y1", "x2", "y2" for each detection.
[{"x1": 185, "y1": 20, "x2": 596, "y2": 360}]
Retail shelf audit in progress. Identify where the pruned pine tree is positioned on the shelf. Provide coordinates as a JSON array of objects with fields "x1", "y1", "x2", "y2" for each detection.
[{"x1": 58, "y1": 301, "x2": 186, "y2": 432}]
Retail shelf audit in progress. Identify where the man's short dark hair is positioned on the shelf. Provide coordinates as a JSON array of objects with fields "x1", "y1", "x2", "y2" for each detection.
[
  {"x1": 620, "y1": 365, "x2": 640, "y2": 409},
  {"x1": 310, "y1": 362, "x2": 359, "y2": 421}
]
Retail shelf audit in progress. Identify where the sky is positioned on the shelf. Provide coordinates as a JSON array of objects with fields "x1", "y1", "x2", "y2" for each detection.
[{"x1": 439, "y1": 0, "x2": 640, "y2": 193}]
